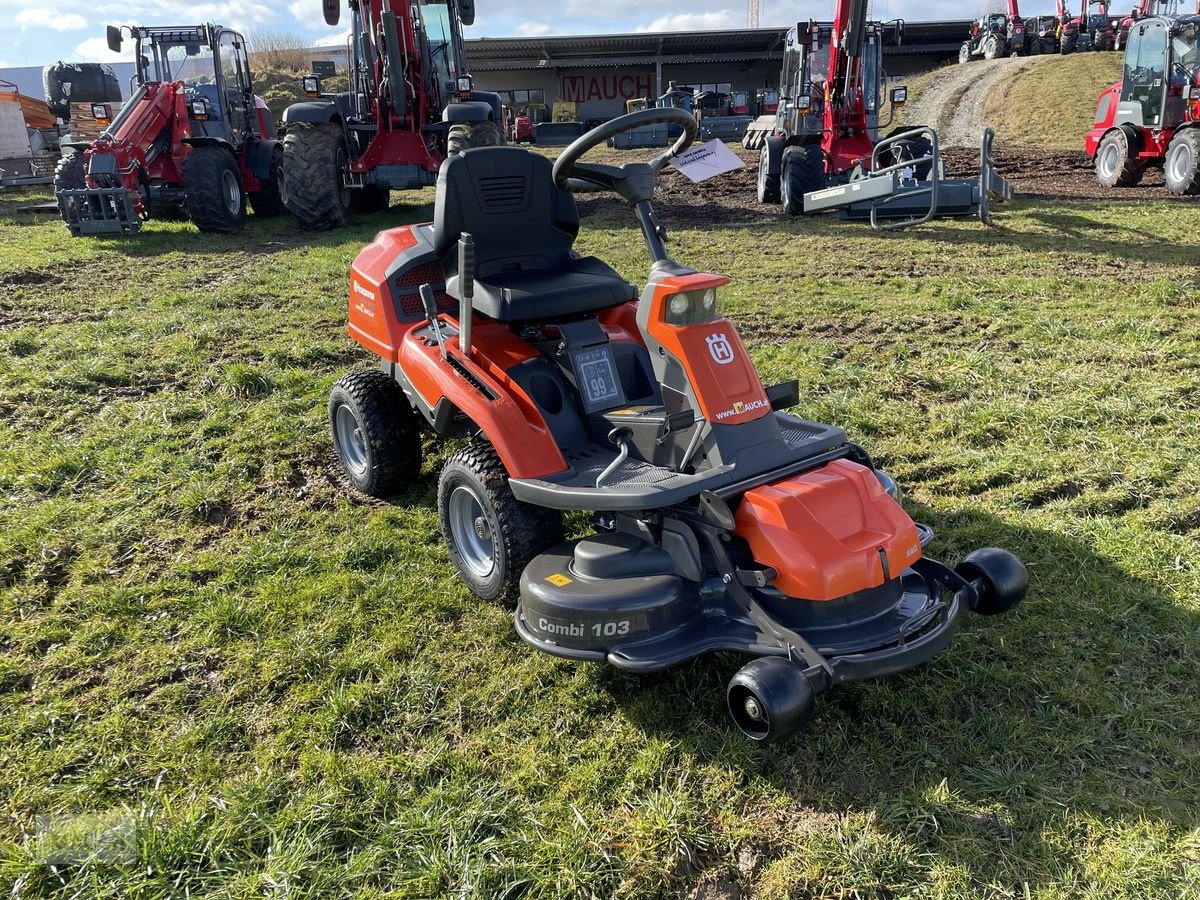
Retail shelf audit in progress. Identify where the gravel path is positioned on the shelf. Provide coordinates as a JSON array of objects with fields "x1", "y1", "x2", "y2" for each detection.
[{"x1": 904, "y1": 56, "x2": 1053, "y2": 147}]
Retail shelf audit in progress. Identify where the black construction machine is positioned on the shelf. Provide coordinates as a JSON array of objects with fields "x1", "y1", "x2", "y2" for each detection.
[{"x1": 327, "y1": 108, "x2": 1028, "y2": 741}]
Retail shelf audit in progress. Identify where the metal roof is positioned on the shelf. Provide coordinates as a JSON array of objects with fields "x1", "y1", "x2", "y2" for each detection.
[{"x1": 465, "y1": 22, "x2": 971, "y2": 70}]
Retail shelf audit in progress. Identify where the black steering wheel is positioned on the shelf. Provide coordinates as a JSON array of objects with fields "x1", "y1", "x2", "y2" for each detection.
[{"x1": 552, "y1": 107, "x2": 699, "y2": 202}]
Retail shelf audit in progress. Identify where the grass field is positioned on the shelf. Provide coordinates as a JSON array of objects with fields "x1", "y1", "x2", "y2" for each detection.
[{"x1": 2, "y1": 181, "x2": 1199, "y2": 898}]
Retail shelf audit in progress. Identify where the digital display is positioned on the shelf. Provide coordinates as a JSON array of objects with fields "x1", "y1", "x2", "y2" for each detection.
[{"x1": 575, "y1": 347, "x2": 620, "y2": 408}]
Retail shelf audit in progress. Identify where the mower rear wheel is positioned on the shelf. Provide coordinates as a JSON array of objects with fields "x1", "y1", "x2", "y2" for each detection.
[
  {"x1": 249, "y1": 145, "x2": 288, "y2": 217},
  {"x1": 1164, "y1": 129, "x2": 1200, "y2": 196},
  {"x1": 1095, "y1": 130, "x2": 1145, "y2": 187},
  {"x1": 780, "y1": 145, "x2": 824, "y2": 216},
  {"x1": 757, "y1": 143, "x2": 780, "y2": 203},
  {"x1": 283, "y1": 122, "x2": 353, "y2": 230},
  {"x1": 183, "y1": 146, "x2": 247, "y2": 234},
  {"x1": 727, "y1": 657, "x2": 815, "y2": 743},
  {"x1": 329, "y1": 370, "x2": 422, "y2": 497},
  {"x1": 438, "y1": 443, "x2": 564, "y2": 606},
  {"x1": 447, "y1": 121, "x2": 504, "y2": 156},
  {"x1": 957, "y1": 547, "x2": 1028, "y2": 616}
]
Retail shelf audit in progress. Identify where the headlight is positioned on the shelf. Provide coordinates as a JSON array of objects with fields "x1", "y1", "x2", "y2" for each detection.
[
  {"x1": 457, "y1": 75, "x2": 473, "y2": 93},
  {"x1": 664, "y1": 288, "x2": 722, "y2": 326}
]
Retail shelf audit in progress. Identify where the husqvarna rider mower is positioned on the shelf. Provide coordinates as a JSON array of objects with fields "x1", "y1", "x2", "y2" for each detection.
[{"x1": 329, "y1": 108, "x2": 1027, "y2": 742}]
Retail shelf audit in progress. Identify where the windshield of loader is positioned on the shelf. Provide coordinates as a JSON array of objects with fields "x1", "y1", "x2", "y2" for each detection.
[
  {"x1": 422, "y1": 0, "x2": 459, "y2": 93},
  {"x1": 144, "y1": 38, "x2": 218, "y2": 86}
]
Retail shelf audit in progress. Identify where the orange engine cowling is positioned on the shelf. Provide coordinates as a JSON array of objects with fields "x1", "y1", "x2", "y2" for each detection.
[{"x1": 734, "y1": 459, "x2": 922, "y2": 601}]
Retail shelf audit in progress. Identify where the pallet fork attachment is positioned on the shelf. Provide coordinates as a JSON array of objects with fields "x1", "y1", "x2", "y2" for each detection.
[
  {"x1": 802, "y1": 127, "x2": 1013, "y2": 230},
  {"x1": 56, "y1": 187, "x2": 141, "y2": 236}
]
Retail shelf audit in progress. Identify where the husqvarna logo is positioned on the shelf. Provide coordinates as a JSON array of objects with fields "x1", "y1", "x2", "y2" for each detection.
[{"x1": 706, "y1": 332, "x2": 735, "y2": 365}]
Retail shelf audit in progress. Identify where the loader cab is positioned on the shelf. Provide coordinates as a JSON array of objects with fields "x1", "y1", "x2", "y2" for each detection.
[
  {"x1": 1120, "y1": 16, "x2": 1172, "y2": 126},
  {"x1": 777, "y1": 23, "x2": 886, "y2": 137}
]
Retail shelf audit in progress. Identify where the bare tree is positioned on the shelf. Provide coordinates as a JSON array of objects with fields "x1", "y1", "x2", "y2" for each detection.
[{"x1": 246, "y1": 30, "x2": 310, "y2": 73}]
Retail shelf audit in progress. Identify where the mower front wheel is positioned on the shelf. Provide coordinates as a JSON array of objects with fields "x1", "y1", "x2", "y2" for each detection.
[
  {"x1": 438, "y1": 444, "x2": 564, "y2": 606},
  {"x1": 957, "y1": 547, "x2": 1028, "y2": 616},
  {"x1": 727, "y1": 657, "x2": 815, "y2": 743},
  {"x1": 184, "y1": 146, "x2": 247, "y2": 234},
  {"x1": 329, "y1": 370, "x2": 423, "y2": 497}
]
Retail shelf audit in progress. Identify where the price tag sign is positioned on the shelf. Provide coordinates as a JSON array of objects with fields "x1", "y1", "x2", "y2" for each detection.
[{"x1": 669, "y1": 139, "x2": 745, "y2": 183}]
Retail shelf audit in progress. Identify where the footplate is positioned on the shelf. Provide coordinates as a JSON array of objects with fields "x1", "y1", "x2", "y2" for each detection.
[{"x1": 57, "y1": 187, "x2": 141, "y2": 237}]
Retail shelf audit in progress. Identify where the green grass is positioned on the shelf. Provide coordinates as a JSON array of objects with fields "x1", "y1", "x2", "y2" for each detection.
[
  {"x1": 2, "y1": 188, "x2": 1200, "y2": 898},
  {"x1": 985, "y1": 54, "x2": 1125, "y2": 149}
]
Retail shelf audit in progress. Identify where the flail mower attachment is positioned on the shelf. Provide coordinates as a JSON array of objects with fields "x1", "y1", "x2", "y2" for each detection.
[
  {"x1": 56, "y1": 187, "x2": 141, "y2": 237},
  {"x1": 802, "y1": 127, "x2": 1014, "y2": 230}
]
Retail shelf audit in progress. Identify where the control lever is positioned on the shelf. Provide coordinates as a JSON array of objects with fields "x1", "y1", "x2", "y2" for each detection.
[
  {"x1": 596, "y1": 426, "x2": 632, "y2": 489},
  {"x1": 458, "y1": 232, "x2": 475, "y2": 357},
  {"x1": 419, "y1": 283, "x2": 447, "y2": 359}
]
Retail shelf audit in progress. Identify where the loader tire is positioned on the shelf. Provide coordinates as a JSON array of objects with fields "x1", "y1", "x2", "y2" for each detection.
[
  {"x1": 780, "y1": 145, "x2": 824, "y2": 216},
  {"x1": 53, "y1": 152, "x2": 85, "y2": 193},
  {"x1": 183, "y1": 146, "x2": 247, "y2": 234},
  {"x1": 248, "y1": 145, "x2": 287, "y2": 217},
  {"x1": 1095, "y1": 130, "x2": 1145, "y2": 187},
  {"x1": 282, "y1": 122, "x2": 353, "y2": 230},
  {"x1": 757, "y1": 143, "x2": 780, "y2": 203},
  {"x1": 983, "y1": 34, "x2": 1001, "y2": 60},
  {"x1": 1164, "y1": 129, "x2": 1200, "y2": 196},
  {"x1": 959, "y1": 42, "x2": 972, "y2": 64},
  {"x1": 1060, "y1": 32, "x2": 1078, "y2": 54},
  {"x1": 446, "y1": 120, "x2": 504, "y2": 156}
]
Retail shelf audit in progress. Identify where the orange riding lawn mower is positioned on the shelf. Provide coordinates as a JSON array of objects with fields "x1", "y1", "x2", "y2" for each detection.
[{"x1": 328, "y1": 109, "x2": 1028, "y2": 742}]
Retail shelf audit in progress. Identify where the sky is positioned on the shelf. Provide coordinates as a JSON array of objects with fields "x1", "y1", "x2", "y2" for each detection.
[{"x1": 0, "y1": 0, "x2": 1039, "y2": 70}]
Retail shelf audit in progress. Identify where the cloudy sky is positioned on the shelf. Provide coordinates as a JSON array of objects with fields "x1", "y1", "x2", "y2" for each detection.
[{"x1": 0, "y1": 0, "x2": 1023, "y2": 69}]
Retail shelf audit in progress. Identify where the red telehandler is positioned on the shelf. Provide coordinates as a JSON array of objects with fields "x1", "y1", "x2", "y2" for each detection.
[
  {"x1": 960, "y1": 0, "x2": 1029, "y2": 62},
  {"x1": 280, "y1": 0, "x2": 504, "y2": 229},
  {"x1": 1086, "y1": 13, "x2": 1200, "y2": 193},
  {"x1": 54, "y1": 24, "x2": 283, "y2": 236}
]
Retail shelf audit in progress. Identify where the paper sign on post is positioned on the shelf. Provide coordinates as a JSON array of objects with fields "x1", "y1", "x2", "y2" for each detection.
[{"x1": 669, "y1": 139, "x2": 745, "y2": 183}]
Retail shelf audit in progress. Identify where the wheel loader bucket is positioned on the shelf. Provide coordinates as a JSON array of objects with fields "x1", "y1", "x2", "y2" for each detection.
[
  {"x1": 56, "y1": 187, "x2": 141, "y2": 237},
  {"x1": 801, "y1": 127, "x2": 1014, "y2": 231}
]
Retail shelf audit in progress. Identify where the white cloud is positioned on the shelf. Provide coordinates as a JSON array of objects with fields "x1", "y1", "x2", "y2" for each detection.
[
  {"x1": 634, "y1": 10, "x2": 739, "y2": 31},
  {"x1": 16, "y1": 9, "x2": 87, "y2": 30},
  {"x1": 514, "y1": 22, "x2": 554, "y2": 36},
  {"x1": 72, "y1": 36, "x2": 134, "y2": 62}
]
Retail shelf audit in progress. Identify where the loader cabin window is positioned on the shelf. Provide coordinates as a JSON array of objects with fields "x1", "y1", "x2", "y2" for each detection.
[
  {"x1": 148, "y1": 38, "x2": 216, "y2": 87},
  {"x1": 1122, "y1": 19, "x2": 1169, "y2": 125},
  {"x1": 219, "y1": 33, "x2": 251, "y2": 136},
  {"x1": 421, "y1": 0, "x2": 461, "y2": 97},
  {"x1": 781, "y1": 27, "x2": 831, "y2": 109}
]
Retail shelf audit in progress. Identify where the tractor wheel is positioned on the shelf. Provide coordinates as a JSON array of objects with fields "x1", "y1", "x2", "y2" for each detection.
[
  {"x1": 757, "y1": 143, "x2": 780, "y2": 203},
  {"x1": 329, "y1": 369, "x2": 423, "y2": 498},
  {"x1": 183, "y1": 146, "x2": 247, "y2": 234},
  {"x1": 282, "y1": 122, "x2": 353, "y2": 230},
  {"x1": 780, "y1": 145, "x2": 824, "y2": 216},
  {"x1": 1095, "y1": 130, "x2": 1145, "y2": 187},
  {"x1": 438, "y1": 443, "x2": 564, "y2": 606},
  {"x1": 248, "y1": 145, "x2": 287, "y2": 217},
  {"x1": 447, "y1": 120, "x2": 504, "y2": 156},
  {"x1": 351, "y1": 185, "x2": 390, "y2": 213},
  {"x1": 53, "y1": 152, "x2": 85, "y2": 193},
  {"x1": 958, "y1": 42, "x2": 972, "y2": 64},
  {"x1": 1060, "y1": 32, "x2": 1078, "y2": 54},
  {"x1": 983, "y1": 34, "x2": 1001, "y2": 60},
  {"x1": 1164, "y1": 129, "x2": 1200, "y2": 195}
]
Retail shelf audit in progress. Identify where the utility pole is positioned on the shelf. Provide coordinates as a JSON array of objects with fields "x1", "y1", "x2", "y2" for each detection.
[{"x1": 748, "y1": 0, "x2": 761, "y2": 27}]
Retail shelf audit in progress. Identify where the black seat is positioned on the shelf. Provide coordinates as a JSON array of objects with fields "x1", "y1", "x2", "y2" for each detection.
[{"x1": 434, "y1": 147, "x2": 636, "y2": 322}]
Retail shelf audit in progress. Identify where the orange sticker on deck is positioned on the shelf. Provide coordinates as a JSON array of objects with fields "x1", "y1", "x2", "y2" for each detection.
[{"x1": 545, "y1": 573, "x2": 573, "y2": 586}]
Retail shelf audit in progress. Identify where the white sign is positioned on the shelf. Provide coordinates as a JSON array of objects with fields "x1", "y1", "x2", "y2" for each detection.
[{"x1": 669, "y1": 139, "x2": 744, "y2": 183}]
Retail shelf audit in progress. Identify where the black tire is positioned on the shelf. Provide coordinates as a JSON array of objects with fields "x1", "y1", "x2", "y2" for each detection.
[
  {"x1": 1164, "y1": 129, "x2": 1200, "y2": 196},
  {"x1": 437, "y1": 443, "x2": 564, "y2": 605},
  {"x1": 248, "y1": 145, "x2": 287, "y2": 217},
  {"x1": 757, "y1": 142, "x2": 780, "y2": 203},
  {"x1": 727, "y1": 657, "x2": 815, "y2": 742},
  {"x1": 329, "y1": 370, "x2": 423, "y2": 498},
  {"x1": 183, "y1": 146, "x2": 246, "y2": 234},
  {"x1": 957, "y1": 547, "x2": 1028, "y2": 616},
  {"x1": 1095, "y1": 129, "x2": 1145, "y2": 187},
  {"x1": 983, "y1": 34, "x2": 1000, "y2": 60},
  {"x1": 53, "y1": 152, "x2": 85, "y2": 193},
  {"x1": 1061, "y1": 31, "x2": 1078, "y2": 54},
  {"x1": 780, "y1": 145, "x2": 824, "y2": 216},
  {"x1": 959, "y1": 42, "x2": 972, "y2": 64},
  {"x1": 446, "y1": 120, "x2": 504, "y2": 156},
  {"x1": 351, "y1": 185, "x2": 390, "y2": 213},
  {"x1": 282, "y1": 122, "x2": 353, "y2": 230}
]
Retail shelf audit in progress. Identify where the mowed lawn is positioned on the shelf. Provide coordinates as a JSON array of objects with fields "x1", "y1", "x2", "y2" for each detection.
[{"x1": 1, "y1": 185, "x2": 1198, "y2": 898}]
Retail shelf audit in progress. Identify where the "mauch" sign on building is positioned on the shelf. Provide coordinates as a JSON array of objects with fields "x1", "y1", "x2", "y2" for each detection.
[{"x1": 561, "y1": 74, "x2": 655, "y2": 103}]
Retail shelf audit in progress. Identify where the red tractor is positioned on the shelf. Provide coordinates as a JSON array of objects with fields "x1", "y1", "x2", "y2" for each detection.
[
  {"x1": 1087, "y1": 14, "x2": 1200, "y2": 192},
  {"x1": 755, "y1": 88, "x2": 780, "y2": 115},
  {"x1": 280, "y1": 0, "x2": 504, "y2": 229},
  {"x1": 54, "y1": 24, "x2": 284, "y2": 236}
]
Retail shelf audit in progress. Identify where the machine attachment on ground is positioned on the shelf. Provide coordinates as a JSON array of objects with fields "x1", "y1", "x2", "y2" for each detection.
[{"x1": 325, "y1": 106, "x2": 1028, "y2": 741}]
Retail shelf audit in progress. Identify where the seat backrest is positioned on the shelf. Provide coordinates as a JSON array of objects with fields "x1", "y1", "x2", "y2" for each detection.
[{"x1": 434, "y1": 147, "x2": 580, "y2": 279}]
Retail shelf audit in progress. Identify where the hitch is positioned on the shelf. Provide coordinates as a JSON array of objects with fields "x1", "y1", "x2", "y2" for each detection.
[{"x1": 56, "y1": 187, "x2": 141, "y2": 237}]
